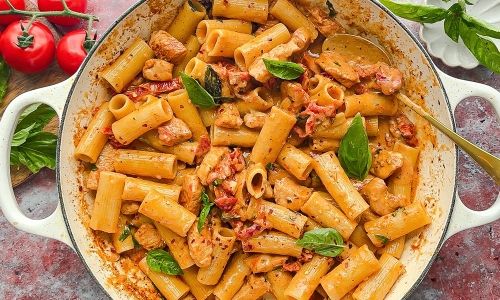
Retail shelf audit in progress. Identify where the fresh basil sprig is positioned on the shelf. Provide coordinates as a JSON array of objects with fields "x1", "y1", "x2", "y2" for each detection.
[
  {"x1": 197, "y1": 190, "x2": 214, "y2": 232},
  {"x1": 379, "y1": 0, "x2": 448, "y2": 23},
  {"x1": 146, "y1": 249, "x2": 183, "y2": 275},
  {"x1": 204, "y1": 65, "x2": 222, "y2": 99},
  {"x1": 180, "y1": 72, "x2": 216, "y2": 108},
  {"x1": 119, "y1": 225, "x2": 132, "y2": 242},
  {"x1": 338, "y1": 114, "x2": 372, "y2": 181},
  {"x1": 10, "y1": 104, "x2": 58, "y2": 173},
  {"x1": 297, "y1": 228, "x2": 345, "y2": 257},
  {"x1": 263, "y1": 59, "x2": 304, "y2": 80},
  {"x1": 0, "y1": 57, "x2": 10, "y2": 103},
  {"x1": 380, "y1": 0, "x2": 500, "y2": 73}
]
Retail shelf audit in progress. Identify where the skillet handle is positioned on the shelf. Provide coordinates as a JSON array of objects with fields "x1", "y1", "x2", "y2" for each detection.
[
  {"x1": 437, "y1": 69, "x2": 500, "y2": 240},
  {"x1": 0, "y1": 76, "x2": 75, "y2": 249}
]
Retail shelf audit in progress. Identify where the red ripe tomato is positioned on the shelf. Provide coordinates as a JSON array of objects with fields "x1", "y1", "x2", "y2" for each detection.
[
  {"x1": 0, "y1": 20, "x2": 56, "y2": 73},
  {"x1": 37, "y1": 0, "x2": 87, "y2": 26},
  {"x1": 0, "y1": 0, "x2": 25, "y2": 25},
  {"x1": 56, "y1": 29, "x2": 88, "y2": 74}
]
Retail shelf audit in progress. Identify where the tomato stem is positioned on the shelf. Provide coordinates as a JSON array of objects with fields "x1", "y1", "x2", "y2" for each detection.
[{"x1": 0, "y1": 0, "x2": 99, "y2": 22}]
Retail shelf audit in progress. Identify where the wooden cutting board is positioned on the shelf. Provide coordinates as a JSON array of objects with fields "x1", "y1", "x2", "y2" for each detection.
[{"x1": 0, "y1": 7, "x2": 68, "y2": 187}]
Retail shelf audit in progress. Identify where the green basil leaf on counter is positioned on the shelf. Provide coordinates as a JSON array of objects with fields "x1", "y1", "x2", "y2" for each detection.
[
  {"x1": 10, "y1": 131, "x2": 57, "y2": 173},
  {"x1": 296, "y1": 228, "x2": 345, "y2": 257},
  {"x1": 263, "y1": 59, "x2": 304, "y2": 80},
  {"x1": 119, "y1": 225, "x2": 132, "y2": 242},
  {"x1": 338, "y1": 113, "x2": 372, "y2": 180},
  {"x1": 459, "y1": 19, "x2": 500, "y2": 74},
  {"x1": 197, "y1": 190, "x2": 214, "y2": 232},
  {"x1": 444, "y1": 4, "x2": 463, "y2": 42},
  {"x1": 375, "y1": 234, "x2": 390, "y2": 245},
  {"x1": 0, "y1": 57, "x2": 10, "y2": 103},
  {"x1": 204, "y1": 65, "x2": 222, "y2": 98},
  {"x1": 180, "y1": 72, "x2": 216, "y2": 108},
  {"x1": 146, "y1": 249, "x2": 183, "y2": 275},
  {"x1": 461, "y1": 13, "x2": 500, "y2": 39},
  {"x1": 17, "y1": 104, "x2": 57, "y2": 132},
  {"x1": 11, "y1": 123, "x2": 37, "y2": 147},
  {"x1": 379, "y1": 0, "x2": 448, "y2": 23}
]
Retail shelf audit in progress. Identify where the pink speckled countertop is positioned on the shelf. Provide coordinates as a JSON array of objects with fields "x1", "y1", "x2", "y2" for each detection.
[{"x1": 1, "y1": 1, "x2": 499, "y2": 299}]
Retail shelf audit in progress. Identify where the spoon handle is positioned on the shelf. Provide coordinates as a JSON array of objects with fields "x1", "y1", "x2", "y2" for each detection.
[{"x1": 396, "y1": 93, "x2": 500, "y2": 185}]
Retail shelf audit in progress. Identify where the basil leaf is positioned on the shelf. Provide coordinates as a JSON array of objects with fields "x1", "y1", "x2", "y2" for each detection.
[
  {"x1": 180, "y1": 72, "x2": 216, "y2": 108},
  {"x1": 17, "y1": 104, "x2": 57, "y2": 133},
  {"x1": 379, "y1": 0, "x2": 448, "y2": 23},
  {"x1": 204, "y1": 65, "x2": 222, "y2": 98},
  {"x1": 146, "y1": 249, "x2": 183, "y2": 275},
  {"x1": 338, "y1": 114, "x2": 372, "y2": 180},
  {"x1": 10, "y1": 131, "x2": 57, "y2": 173},
  {"x1": 375, "y1": 234, "x2": 390, "y2": 245},
  {"x1": 461, "y1": 13, "x2": 500, "y2": 39},
  {"x1": 326, "y1": 0, "x2": 337, "y2": 17},
  {"x1": 11, "y1": 123, "x2": 37, "y2": 147},
  {"x1": 265, "y1": 163, "x2": 275, "y2": 171},
  {"x1": 119, "y1": 225, "x2": 132, "y2": 242},
  {"x1": 459, "y1": 19, "x2": 500, "y2": 73},
  {"x1": 262, "y1": 59, "x2": 304, "y2": 80},
  {"x1": 296, "y1": 228, "x2": 345, "y2": 257},
  {"x1": 197, "y1": 190, "x2": 214, "y2": 232},
  {"x1": 0, "y1": 57, "x2": 10, "y2": 103},
  {"x1": 444, "y1": 4, "x2": 463, "y2": 42}
]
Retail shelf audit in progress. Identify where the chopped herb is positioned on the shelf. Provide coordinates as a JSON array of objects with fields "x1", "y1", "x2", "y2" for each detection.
[
  {"x1": 204, "y1": 65, "x2": 222, "y2": 98},
  {"x1": 197, "y1": 190, "x2": 214, "y2": 232},
  {"x1": 118, "y1": 225, "x2": 131, "y2": 242},
  {"x1": 0, "y1": 57, "x2": 10, "y2": 103},
  {"x1": 146, "y1": 249, "x2": 183, "y2": 275},
  {"x1": 375, "y1": 234, "x2": 390, "y2": 245},
  {"x1": 212, "y1": 178, "x2": 223, "y2": 186},
  {"x1": 89, "y1": 164, "x2": 97, "y2": 171},
  {"x1": 266, "y1": 163, "x2": 275, "y2": 171},
  {"x1": 296, "y1": 228, "x2": 345, "y2": 257}
]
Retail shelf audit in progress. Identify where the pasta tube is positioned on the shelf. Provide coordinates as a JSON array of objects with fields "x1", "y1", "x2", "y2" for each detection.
[
  {"x1": 213, "y1": 252, "x2": 251, "y2": 300},
  {"x1": 232, "y1": 275, "x2": 271, "y2": 300},
  {"x1": 197, "y1": 228, "x2": 236, "y2": 285},
  {"x1": 284, "y1": 255, "x2": 333, "y2": 300},
  {"x1": 244, "y1": 254, "x2": 288, "y2": 273},
  {"x1": 352, "y1": 254, "x2": 405, "y2": 300},
  {"x1": 121, "y1": 177, "x2": 181, "y2": 202},
  {"x1": 266, "y1": 269, "x2": 293, "y2": 300},
  {"x1": 377, "y1": 236, "x2": 406, "y2": 259},
  {"x1": 364, "y1": 201, "x2": 431, "y2": 247},
  {"x1": 138, "y1": 258, "x2": 190, "y2": 300},
  {"x1": 89, "y1": 171, "x2": 126, "y2": 233},
  {"x1": 250, "y1": 106, "x2": 296, "y2": 164},
  {"x1": 167, "y1": 89, "x2": 208, "y2": 141},
  {"x1": 167, "y1": 0, "x2": 206, "y2": 43},
  {"x1": 113, "y1": 149, "x2": 177, "y2": 179},
  {"x1": 313, "y1": 152, "x2": 369, "y2": 220},
  {"x1": 320, "y1": 245, "x2": 381, "y2": 300},
  {"x1": 155, "y1": 222, "x2": 195, "y2": 269},
  {"x1": 260, "y1": 200, "x2": 308, "y2": 238},
  {"x1": 205, "y1": 29, "x2": 254, "y2": 57},
  {"x1": 246, "y1": 163, "x2": 268, "y2": 199},
  {"x1": 74, "y1": 102, "x2": 115, "y2": 163},
  {"x1": 211, "y1": 124, "x2": 260, "y2": 147},
  {"x1": 300, "y1": 192, "x2": 357, "y2": 240},
  {"x1": 112, "y1": 97, "x2": 173, "y2": 145},
  {"x1": 212, "y1": 0, "x2": 269, "y2": 24},
  {"x1": 111, "y1": 215, "x2": 134, "y2": 253},
  {"x1": 344, "y1": 93, "x2": 398, "y2": 117},
  {"x1": 140, "y1": 130, "x2": 198, "y2": 164},
  {"x1": 139, "y1": 190, "x2": 196, "y2": 237},
  {"x1": 270, "y1": 0, "x2": 318, "y2": 39},
  {"x1": 388, "y1": 141, "x2": 420, "y2": 200},
  {"x1": 109, "y1": 94, "x2": 135, "y2": 120},
  {"x1": 276, "y1": 143, "x2": 314, "y2": 180},
  {"x1": 174, "y1": 35, "x2": 201, "y2": 77},
  {"x1": 196, "y1": 19, "x2": 252, "y2": 43},
  {"x1": 242, "y1": 231, "x2": 303, "y2": 257},
  {"x1": 101, "y1": 38, "x2": 154, "y2": 92},
  {"x1": 181, "y1": 266, "x2": 213, "y2": 300}
]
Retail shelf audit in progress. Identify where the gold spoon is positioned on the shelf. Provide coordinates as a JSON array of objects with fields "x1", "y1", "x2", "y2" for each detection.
[{"x1": 323, "y1": 34, "x2": 500, "y2": 185}]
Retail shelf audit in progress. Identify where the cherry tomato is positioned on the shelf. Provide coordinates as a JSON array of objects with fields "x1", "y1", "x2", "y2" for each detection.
[
  {"x1": 0, "y1": 0, "x2": 25, "y2": 25},
  {"x1": 56, "y1": 29, "x2": 88, "y2": 74},
  {"x1": 37, "y1": 0, "x2": 87, "y2": 26},
  {"x1": 0, "y1": 20, "x2": 56, "y2": 73}
]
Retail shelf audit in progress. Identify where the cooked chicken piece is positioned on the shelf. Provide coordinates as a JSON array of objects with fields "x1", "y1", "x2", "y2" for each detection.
[
  {"x1": 244, "y1": 254, "x2": 288, "y2": 273},
  {"x1": 214, "y1": 103, "x2": 243, "y2": 129},
  {"x1": 157, "y1": 117, "x2": 192, "y2": 146},
  {"x1": 317, "y1": 51, "x2": 360, "y2": 88},
  {"x1": 187, "y1": 223, "x2": 213, "y2": 268},
  {"x1": 354, "y1": 62, "x2": 403, "y2": 95},
  {"x1": 360, "y1": 177, "x2": 409, "y2": 216},
  {"x1": 249, "y1": 28, "x2": 312, "y2": 83},
  {"x1": 179, "y1": 175, "x2": 202, "y2": 215},
  {"x1": 142, "y1": 59, "x2": 173, "y2": 81},
  {"x1": 395, "y1": 114, "x2": 418, "y2": 147},
  {"x1": 121, "y1": 201, "x2": 140, "y2": 215},
  {"x1": 149, "y1": 30, "x2": 187, "y2": 63},
  {"x1": 228, "y1": 69, "x2": 252, "y2": 96},
  {"x1": 274, "y1": 177, "x2": 313, "y2": 211},
  {"x1": 304, "y1": 5, "x2": 344, "y2": 36},
  {"x1": 370, "y1": 149, "x2": 404, "y2": 179},
  {"x1": 281, "y1": 81, "x2": 310, "y2": 113},
  {"x1": 243, "y1": 111, "x2": 267, "y2": 129},
  {"x1": 86, "y1": 170, "x2": 99, "y2": 190},
  {"x1": 134, "y1": 223, "x2": 165, "y2": 250}
]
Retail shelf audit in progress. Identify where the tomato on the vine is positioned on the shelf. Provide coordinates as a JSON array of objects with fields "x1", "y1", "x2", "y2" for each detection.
[
  {"x1": 0, "y1": 20, "x2": 55, "y2": 73},
  {"x1": 56, "y1": 29, "x2": 90, "y2": 74},
  {"x1": 0, "y1": 0, "x2": 25, "y2": 25},
  {"x1": 37, "y1": 0, "x2": 87, "y2": 26}
]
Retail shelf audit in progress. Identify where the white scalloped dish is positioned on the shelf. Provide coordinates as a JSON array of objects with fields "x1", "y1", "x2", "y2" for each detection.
[{"x1": 420, "y1": 0, "x2": 500, "y2": 69}]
